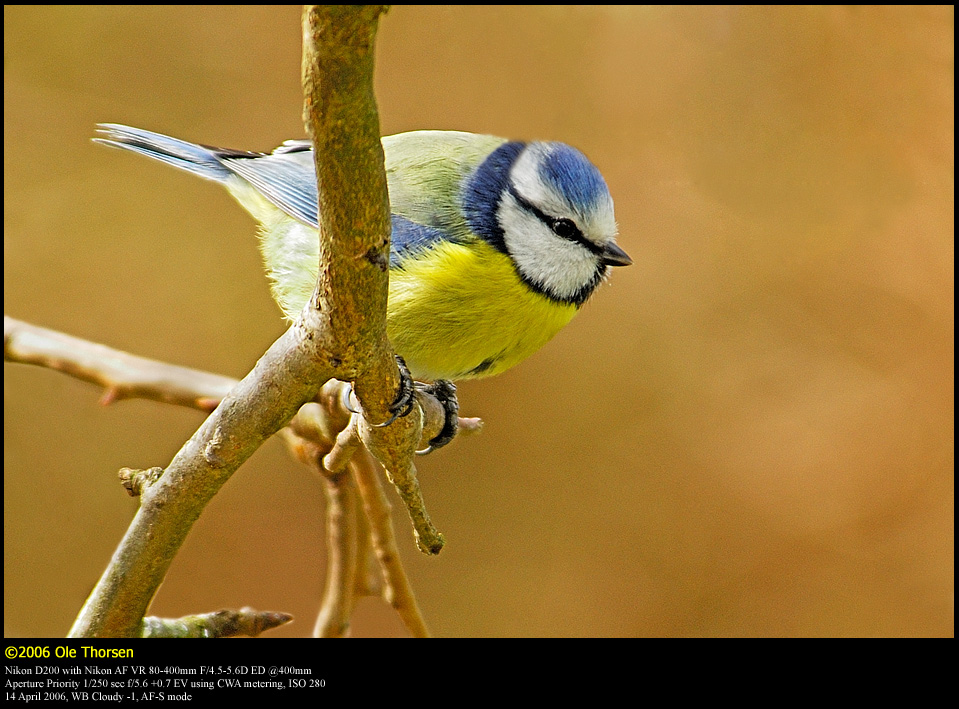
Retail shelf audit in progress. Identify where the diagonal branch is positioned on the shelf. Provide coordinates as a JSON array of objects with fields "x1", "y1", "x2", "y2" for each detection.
[{"x1": 6, "y1": 313, "x2": 481, "y2": 637}]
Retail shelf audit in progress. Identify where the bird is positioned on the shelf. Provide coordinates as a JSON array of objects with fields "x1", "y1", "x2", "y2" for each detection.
[{"x1": 94, "y1": 124, "x2": 631, "y2": 450}]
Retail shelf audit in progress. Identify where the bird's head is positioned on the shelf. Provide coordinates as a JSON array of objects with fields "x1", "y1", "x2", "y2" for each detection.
[{"x1": 464, "y1": 140, "x2": 630, "y2": 305}]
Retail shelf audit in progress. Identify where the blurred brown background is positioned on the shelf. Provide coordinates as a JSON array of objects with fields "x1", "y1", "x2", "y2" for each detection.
[{"x1": 4, "y1": 6, "x2": 953, "y2": 637}]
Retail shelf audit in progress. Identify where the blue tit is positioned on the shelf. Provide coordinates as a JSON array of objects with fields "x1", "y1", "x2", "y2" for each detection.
[{"x1": 94, "y1": 125, "x2": 631, "y2": 447}]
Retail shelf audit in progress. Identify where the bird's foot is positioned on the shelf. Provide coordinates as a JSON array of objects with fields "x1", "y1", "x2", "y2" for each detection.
[
  {"x1": 372, "y1": 355, "x2": 416, "y2": 428},
  {"x1": 342, "y1": 355, "x2": 416, "y2": 425},
  {"x1": 343, "y1": 359, "x2": 458, "y2": 454},
  {"x1": 415, "y1": 379, "x2": 459, "y2": 455}
]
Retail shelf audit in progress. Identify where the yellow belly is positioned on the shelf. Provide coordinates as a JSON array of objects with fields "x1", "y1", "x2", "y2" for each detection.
[
  {"x1": 254, "y1": 212, "x2": 579, "y2": 381},
  {"x1": 387, "y1": 240, "x2": 578, "y2": 380}
]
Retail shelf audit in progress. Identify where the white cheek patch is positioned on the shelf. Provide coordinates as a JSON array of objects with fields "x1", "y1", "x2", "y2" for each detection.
[{"x1": 498, "y1": 193, "x2": 599, "y2": 301}]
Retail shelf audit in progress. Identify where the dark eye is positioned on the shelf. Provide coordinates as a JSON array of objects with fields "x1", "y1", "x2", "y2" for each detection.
[{"x1": 551, "y1": 218, "x2": 578, "y2": 240}]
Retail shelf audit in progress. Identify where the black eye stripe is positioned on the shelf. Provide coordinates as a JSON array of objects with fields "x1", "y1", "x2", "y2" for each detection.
[{"x1": 506, "y1": 183, "x2": 603, "y2": 257}]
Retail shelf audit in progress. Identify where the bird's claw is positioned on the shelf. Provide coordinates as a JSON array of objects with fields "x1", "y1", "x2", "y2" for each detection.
[
  {"x1": 415, "y1": 379, "x2": 459, "y2": 455},
  {"x1": 341, "y1": 383, "x2": 359, "y2": 414},
  {"x1": 373, "y1": 355, "x2": 416, "y2": 428},
  {"x1": 348, "y1": 358, "x2": 458, "y2": 454}
]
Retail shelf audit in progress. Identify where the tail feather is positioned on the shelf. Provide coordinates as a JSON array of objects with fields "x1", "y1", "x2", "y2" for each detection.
[{"x1": 93, "y1": 124, "x2": 245, "y2": 183}]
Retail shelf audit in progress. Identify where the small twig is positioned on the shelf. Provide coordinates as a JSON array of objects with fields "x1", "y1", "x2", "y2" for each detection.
[
  {"x1": 350, "y1": 448, "x2": 431, "y2": 638},
  {"x1": 281, "y1": 389, "x2": 432, "y2": 638},
  {"x1": 323, "y1": 415, "x2": 364, "y2": 474},
  {"x1": 313, "y1": 473, "x2": 359, "y2": 638},
  {"x1": 324, "y1": 401, "x2": 445, "y2": 555},
  {"x1": 140, "y1": 607, "x2": 292, "y2": 638},
  {"x1": 280, "y1": 397, "x2": 359, "y2": 638},
  {"x1": 353, "y1": 505, "x2": 378, "y2": 597},
  {"x1": 360, "y1": 409, "x2": 445, "y2": 555}
]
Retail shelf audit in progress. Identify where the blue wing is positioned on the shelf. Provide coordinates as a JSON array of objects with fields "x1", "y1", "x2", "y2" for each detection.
[
  {"x1": 96, "y1": 124, "x2": 455, "y2": 265},
  {"x1": 389, "y1": 216, "x2": 451, "y2": 267}
]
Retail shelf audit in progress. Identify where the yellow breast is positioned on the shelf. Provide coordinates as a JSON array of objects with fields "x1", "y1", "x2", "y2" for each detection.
[{"x1": 387, "y1": 239, "x2": 578, "y2": 380}]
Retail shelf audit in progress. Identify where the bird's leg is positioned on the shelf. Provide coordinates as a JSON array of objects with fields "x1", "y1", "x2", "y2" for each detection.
[{"x1": 415, "y1": 379, "x2": 459, "y2": 455}]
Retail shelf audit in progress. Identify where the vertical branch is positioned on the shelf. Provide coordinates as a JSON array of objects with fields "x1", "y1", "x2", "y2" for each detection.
[
  {"x1": 313, "y1": 473, "x2": 359, "y2": 638},
  {"x1": 69, "y1": 6, "x2": 394, "y2": 638},
  {"x1": 350, "y1": 449, "x2": 432, "y2": 638},
  {"x1": 300, "y1": 5, "x2": 396, "y2": 417},
  {"x1": 301, "y1": 5, "x2": 445, "y2": 556}
]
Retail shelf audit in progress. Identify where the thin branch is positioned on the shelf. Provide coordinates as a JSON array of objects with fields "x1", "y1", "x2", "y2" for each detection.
[
  {"x1": 313, "y1": 473, "x2": 359, "y2": 638},
  {"x1": 5, "y1": 315, "x2": 483, "y2": 446},
  {"x1": 350, "y1": 448, "x2": 431, "y2": 638},
  {"x1": 284, "y1": 408, "x2": 361, "y2": 640},
  {"x1": 4, "y1": 316, "x2": 233, "y2": 411},
  {"x1": 353, "y1": 501, "x2": 378, "y2": 597}
]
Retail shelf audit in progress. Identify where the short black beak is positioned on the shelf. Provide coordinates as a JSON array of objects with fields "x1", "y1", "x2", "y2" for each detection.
[{"x1": 600, "y1": 241, "x2": 632, "y2": 267}]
